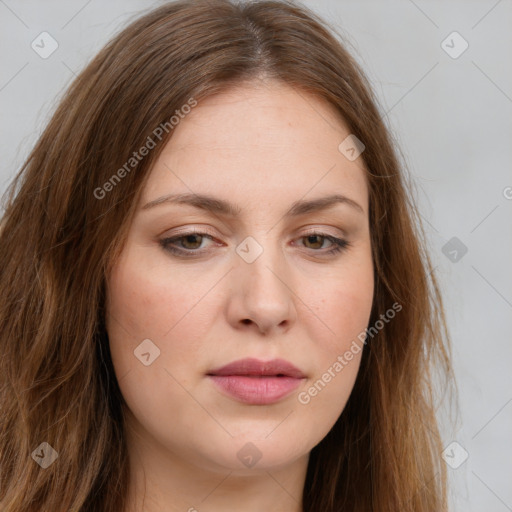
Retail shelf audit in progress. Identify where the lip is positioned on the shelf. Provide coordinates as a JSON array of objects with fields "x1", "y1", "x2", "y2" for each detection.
[{"x1": 207, "y1": 358, "x2": 306, "y2": 405}]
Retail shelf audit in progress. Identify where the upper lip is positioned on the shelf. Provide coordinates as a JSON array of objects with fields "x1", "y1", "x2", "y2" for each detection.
[{"x1": 207, "y1": 358, "x2": 305, "y2": 378}]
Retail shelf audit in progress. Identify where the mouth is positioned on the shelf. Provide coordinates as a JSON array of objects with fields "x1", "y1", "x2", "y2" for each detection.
[{"x1": 206, "y1": 358, "x2": 306, "y2": 405}]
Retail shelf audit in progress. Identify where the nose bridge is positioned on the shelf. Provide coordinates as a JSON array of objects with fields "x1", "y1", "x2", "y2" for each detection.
[
  {"x1": 238, "y1": 233, "x2": 289, "y2": 297},
  {"x1": 232, "y1": 233, "x2": 296, "y2": 333}
]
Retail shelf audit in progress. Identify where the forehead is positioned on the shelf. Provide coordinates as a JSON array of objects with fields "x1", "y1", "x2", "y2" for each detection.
[{"x1": 142, "y1": 80, "x2": 368, "y2": 213}]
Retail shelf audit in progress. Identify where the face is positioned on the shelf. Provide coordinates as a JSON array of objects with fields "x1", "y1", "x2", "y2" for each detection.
[{"x1": 106, "y1": 80, "x2": 374, "y2": 475}]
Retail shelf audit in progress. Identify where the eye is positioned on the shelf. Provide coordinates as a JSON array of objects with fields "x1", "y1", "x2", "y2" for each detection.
[
  {"x1": 159, "y1": 230, "x2": 350, "y2": 258},
  {"x1": 297, "y1": 232, "x2": 350, "y2": 255},
  {"x1": 160, "y1": 231, "x2": 216, "y2": 256}
]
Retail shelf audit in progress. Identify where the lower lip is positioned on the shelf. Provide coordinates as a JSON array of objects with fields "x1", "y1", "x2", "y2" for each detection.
[{"x1": 208, "y1": 375, "x2": 303, "y2": 405}]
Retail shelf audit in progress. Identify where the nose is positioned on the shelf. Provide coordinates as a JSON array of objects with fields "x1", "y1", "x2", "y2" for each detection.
[{"x1": 226, "y1": 242, "x2": 297, "y2": 336}]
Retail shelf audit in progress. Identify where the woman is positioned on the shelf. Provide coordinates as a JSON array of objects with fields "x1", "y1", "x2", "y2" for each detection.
[{"x1": 0, "y1": 0, "x2": 455, "y2": 510}]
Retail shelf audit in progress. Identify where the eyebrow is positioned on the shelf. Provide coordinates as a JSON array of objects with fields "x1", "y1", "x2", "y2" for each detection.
[{"x1": 141, "y1": 192, "x2": 364, "y2": 217}]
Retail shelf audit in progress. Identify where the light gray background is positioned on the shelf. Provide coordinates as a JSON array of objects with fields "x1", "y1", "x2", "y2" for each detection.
[{"x1": 1, "y1": 1, "x2": 511, "y2": 510}]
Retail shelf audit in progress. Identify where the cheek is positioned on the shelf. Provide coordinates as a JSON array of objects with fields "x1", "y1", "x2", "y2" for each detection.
[
  {"x1": 105, "y1": 250, "x2": 218, "y2": 438},
  {"x1": 320, "y1": 284, "x2": 373, "y2": 348},
  {"x1": 295, "y1": 257, "x2": 373, "y2": 427},
  {"x1": 106, "y1": 247, "x2": 213, "y2": 340},
  {"x1": 105, "y1": 248, "x2": 208, "y2": 383},
  {"x1": 105, "y1": 245, "x2": 234, "y2": 403},
  {"x1": 305, "y1": 255, "x2": 374, "y2": 353}
]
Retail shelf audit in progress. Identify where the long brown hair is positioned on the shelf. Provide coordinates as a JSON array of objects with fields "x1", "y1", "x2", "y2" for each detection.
[{"x1": 0, "y1": 1, "x2": 455, "y2": 510}]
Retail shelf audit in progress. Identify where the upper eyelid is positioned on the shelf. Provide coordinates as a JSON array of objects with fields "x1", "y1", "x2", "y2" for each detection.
[
  {"x1": 162, "y1": 224, "x2": 347, "y2": 238},
  {"x1": 162, "y1": 229, "x2": 344, "y2": 241}
]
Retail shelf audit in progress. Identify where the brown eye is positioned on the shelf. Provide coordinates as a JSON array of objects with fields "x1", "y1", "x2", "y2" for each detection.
[
  {"x1": 160, "y1": 232, "x2": 215, "y2": 256},
  {"x1": 180, "y1": 234, "x2": 204, "y2": 250},
  {"x1": 297, "y1": 232, "x2": 350, "y2": 255},
  {"x1": 303, "y1": 234, "x2": 326, "y2": 250}
]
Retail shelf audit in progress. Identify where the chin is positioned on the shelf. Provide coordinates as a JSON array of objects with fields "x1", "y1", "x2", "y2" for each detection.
[{"x1": 189, "y1": 428, "x2": 314, "y2": 473}]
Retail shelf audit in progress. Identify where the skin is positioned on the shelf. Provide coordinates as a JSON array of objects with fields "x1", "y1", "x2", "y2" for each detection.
[{"x1": 106, "y1": 79, "x2": 374, "y2": 512}]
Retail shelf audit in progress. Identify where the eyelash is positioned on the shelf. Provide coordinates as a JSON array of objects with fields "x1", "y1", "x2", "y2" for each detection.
[{"x1": 159, "y1": 230, "x2": 350, "y2": 258}]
